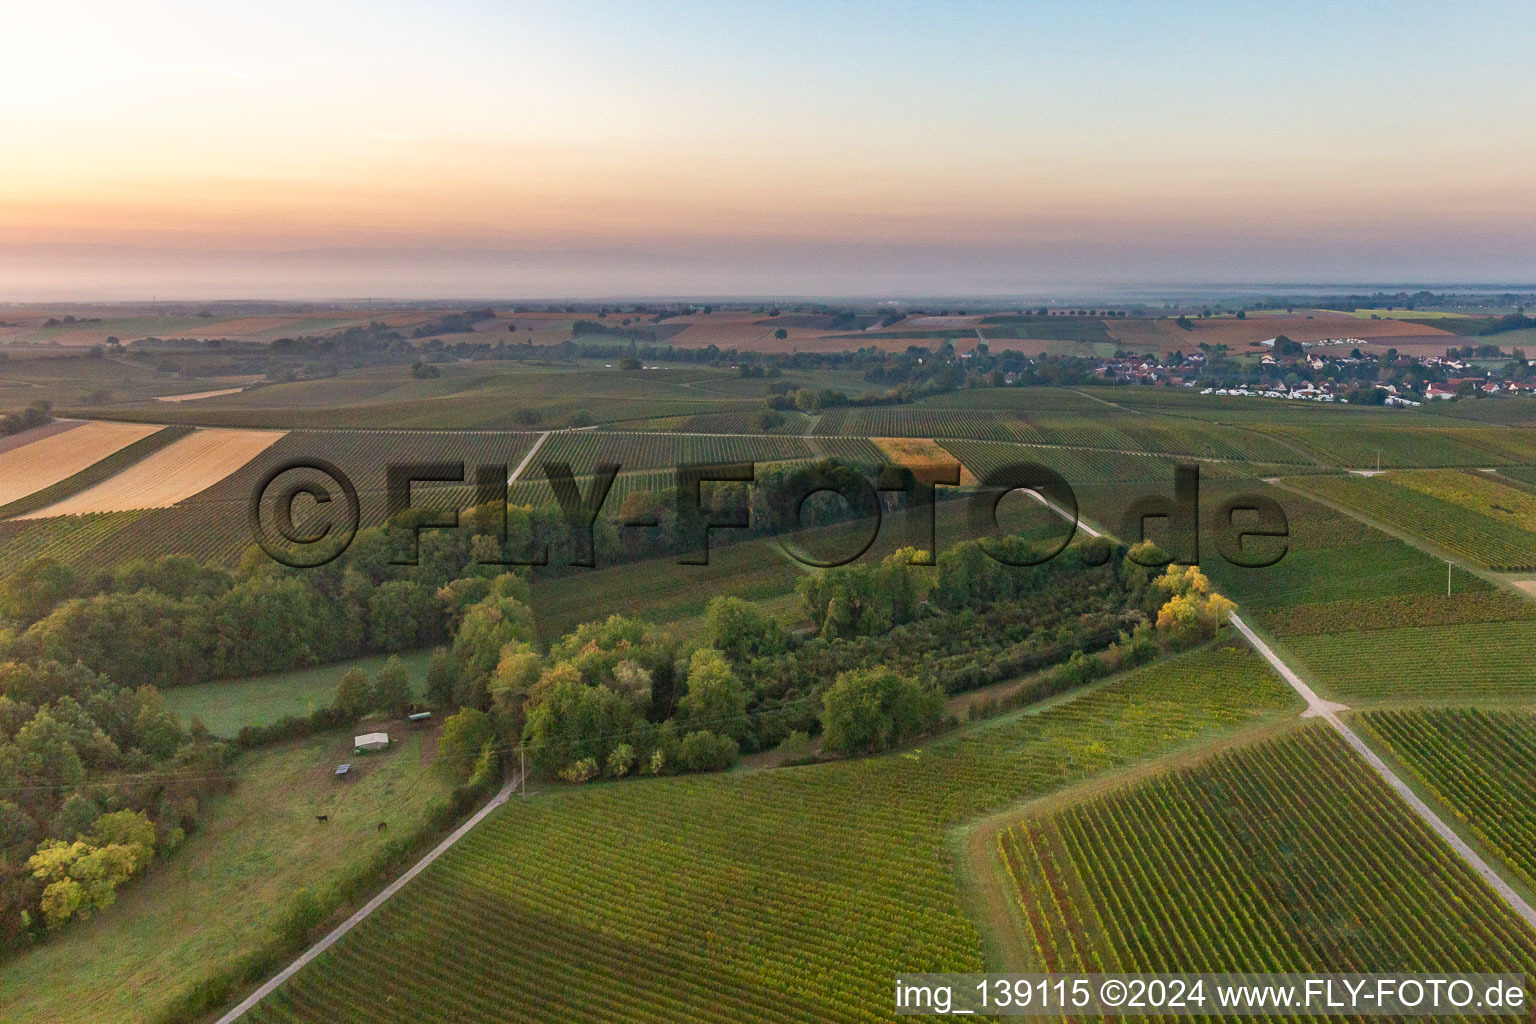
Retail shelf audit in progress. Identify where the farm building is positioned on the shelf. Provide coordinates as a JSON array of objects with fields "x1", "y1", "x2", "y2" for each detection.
[{"x1": 354, "y1": 732, "x2": 390, "y2": 752}]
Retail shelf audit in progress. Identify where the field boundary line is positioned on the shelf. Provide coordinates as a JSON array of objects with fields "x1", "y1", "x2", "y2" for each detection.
[
  {"x1": 508, "y1": 430, "x2": 551, "y2": 483},
  {"x1": 1230, "y1": 613, "x2": 1536, "y2": 933},
  {"x1": 212, "y1": 773, "x2": 519, "y2": 1024}
]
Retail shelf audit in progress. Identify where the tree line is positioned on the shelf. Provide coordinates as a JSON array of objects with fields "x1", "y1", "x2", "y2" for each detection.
[{"x1": 0, "y1": 461, "x2": 1232, "y2": 951}]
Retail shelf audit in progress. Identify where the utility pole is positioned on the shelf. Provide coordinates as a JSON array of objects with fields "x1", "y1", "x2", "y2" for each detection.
[{"x1": 1448, "y1": 560, "x2": 1452, "y2": 596}]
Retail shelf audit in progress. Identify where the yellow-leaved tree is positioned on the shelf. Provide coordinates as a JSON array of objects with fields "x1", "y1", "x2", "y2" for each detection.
[
  {"x1": 1153, "y1": 565, "x2": 1236, "y2": 643},
  {"x1": 27, "y1": 809, "x2": 155, "y2": 929}
]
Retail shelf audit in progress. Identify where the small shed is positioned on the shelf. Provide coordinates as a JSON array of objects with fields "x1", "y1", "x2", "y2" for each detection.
[
  {"x1": 334, "y1": 763, "x2": 351, "y2": 778},
  {"x1": 353, "y1": 732, "x2": 390, "y2": 753},
  {"x1": 407, "y1": 711, "x2": 432, "y2": 724}
]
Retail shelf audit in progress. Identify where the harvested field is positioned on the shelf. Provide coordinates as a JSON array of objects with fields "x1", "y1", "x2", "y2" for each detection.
[
  {"x1": 872, "y1": 436, "x2": 978, "y2": 485},
  {"x1": 20, "y1": 428, "x2": 287, "y2": 516},
  {"x1": 0, "y1": 420, "x2": 162, "y2": 505},
  {"x1": 1107, "y1": 314, "x2": 1454, "y2": 353},
  {"x1": 664, "y1": 319, "x2": 817, "y2": 348},
  {"x1": 155, "y1": 387, "x2": 247, "y2": 402},
  {"x1": 0, "y1": 418, "x2": 79, "y2": 457},
  {"x1": 899, "y1": 315, "x2": 984, "y2": 329}
]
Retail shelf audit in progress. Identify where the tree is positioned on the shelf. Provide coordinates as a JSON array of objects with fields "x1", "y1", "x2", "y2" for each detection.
[
  {"x1": 676, "y1": 648, "x2": 748, "y2": 741},
  {"x1": 424, "y1": 648, "x2": 457, "y2": 710},
  {"x1": 1153, "y1": 565, "x2": 1235, "y2": 643},
  {"x1": 15, "y1": 709, "x2": 85, "y2": 792},
  {"x1": 29, "y1": 839, "x2": 139, "y2": 928},
  {"x1": 451, "y1": 595, "x2": 537, "y2": 700},
  {"x1": 131, "y1": 686, "x2": 183, "y2": 759},
  {"x1": 546, "y1": 615, "x2": 674, "y2": 705},
  {"x1": 749, "y1": 407, "x2": 784, "y2": 432},
  {"x1": 677, "y1": 730, "x2": 738, "y2": 772},
  {"x1": 27, "y1": 813, "x2": 154, "y2": 930},
  {"x1": 51, "y1": 792, "x2": 99, "y2": 841},
  {"x1": 521, "y1": 679, "x2": 634, "y2": 776},
  {"x1": 373, "y1": 656, "x2": 413, "y2": 718},
  {"x1": 796, "y1": 557, "x2": 913, "y2": 640},
  {"x1": 368, "y1": 580, "x2": 443, "y2": 652},
  {"x1": 0, "y1": 800, "x2": 37, "y2": 860},
  {"x1": 773, "y1": 328, "x2": 788, "y2": 340},
  {"x1": 437, "y1": 707, "x2": 495, "y2": 781},
  {"x1": 819, "y1": 667, "x2": 943, "y2": 757},
  {"x1": 489, "y1": 642, "x2": 541, "y2": 713},
  {"x1": 609, "y1": 659, "x2": 653, "y2": 710},
  {"x1": 332, "y1": 667, "x2": 373, "y2": 720},
  {"x1": 606, "y1": 742, "x2": 636, "y2": 779},
  {"x1": 87, "y1": 810, "x2": 155, "y2": 871},
  {"x1": 703, "y1": 597, "x2": 787, "y2": 663},
  {"x1": 0, "y1": 558, "x2": 75, "y2": 625}
]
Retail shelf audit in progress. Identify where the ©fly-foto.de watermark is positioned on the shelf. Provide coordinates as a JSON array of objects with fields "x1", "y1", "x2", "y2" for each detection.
[{"x1": 892, "y1": 974, "x2": 1528, "y2": 1016}]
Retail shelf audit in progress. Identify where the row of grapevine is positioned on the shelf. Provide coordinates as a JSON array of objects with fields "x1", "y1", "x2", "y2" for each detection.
[
  {"x1": 241, "y1": 646, "x2": 1296, "y2": 1024},
  {"x1": 181, "y1": 429, "x2": 545, "y2": 529},
  {"x1": 506, "y1": 468, "x2": 684, "y2": 512},
  {"x1": 941, "y1": 440, "x2": 1196, "y2": 486},
  {"x1": 1287, "y1": 473, "x2": 1536, "y2": 570},
  {"x1": 1360, "y1": 708, "x2": 1536, "y2": 895},
  {"x1": 814, "y1": 406, "x2": 1027, "y2": 441},
  {"x1": 1387, "y1": 468, "x2": 1536, "y2": 530},
  {"x1": 1251, "y1": 424, "x2": 1524, "y2": 468},
  {"x1": 0, "y1": 511, "x2": 150, "y2": 574},
  {"x1": 999, "y1": 726, "x2": 1536, "y2": 982},
  {"x1": 681, "y1": 410, "x2": 813, "y2": 435},
  {"x1": 1288, "y1": 620, "x2": 1536, "y2": 703},
  {"x1": 1258, "y1": 589, "x2": 1536, "y2": 636},
  {"x1": 537, "y1": 431, "x2": 816, "y2": 473}
]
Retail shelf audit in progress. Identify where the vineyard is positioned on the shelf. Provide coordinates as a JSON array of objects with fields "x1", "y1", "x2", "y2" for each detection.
[
  {"x1": 1389, "y1": 468, "x2": 1536, "y2": 531},
  {"x1": 237, "y1": 645, "x2": 1297, "y2": 1024},
  {"x1": 0, "y1": 510, "x2": 151, "y2": 574},
  {"x1": 1249, "y1": 424, "x2": 1520, "y2": 469},
  {"x1": 808, "y1": 403, "x2": 1317, "y2": 465},
  {"x1": 1258, "y1": 590, "x2": 1536, "y2": 636},
  {"x1": 506, "y1": 467, "x2": 720, "y2": 514},
  {"x1": 1287, "y1": 621, "x2": 1536, "y2": 703},
  {"x1": 668, "y1": 410, "x2": 814, "y2": 435},
  {"x1": 941, "y1": 439, "x2": 1221, "y2": 487},
  {"x1": 1360, "y1": 708, "x2": 1536, "y2": 893},
  {"x1": 1198, "y1": 479, "x2": 1489, "y2": 630},
  {"x1": 536, "y1": 431, "x2": 817, "y2": 473},
  {"x1": 997, "y1": 726, "x2": 1536, "y2": 979},
  {"x1": 814, "y1": 406, "x2": 1026, "y2": 441},
  {"x1": 1209, "y1": 540, "x2": 1482, "y2": 611},
  {"x1": 1286, "y1": 473, "x2": 1536, "y2": 570}
]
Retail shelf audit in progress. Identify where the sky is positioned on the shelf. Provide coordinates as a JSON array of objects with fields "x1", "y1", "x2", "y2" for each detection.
[{"x1": 4, "y1": 0, "x2": 1536, "y2": 299}]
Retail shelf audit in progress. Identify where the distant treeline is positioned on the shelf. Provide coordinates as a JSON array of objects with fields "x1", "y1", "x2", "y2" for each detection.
[
  {"x1": 1477, "y1": 312, "x2": 1535, "y2": 336},
  {"x1": 0, "y1": 401, "x2": 51, "y2": 438}
]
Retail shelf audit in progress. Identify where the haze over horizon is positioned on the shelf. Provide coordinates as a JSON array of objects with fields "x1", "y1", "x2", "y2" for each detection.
[{"x1": 7, "y1": 0, "x2": 1536, "y2": 300}]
